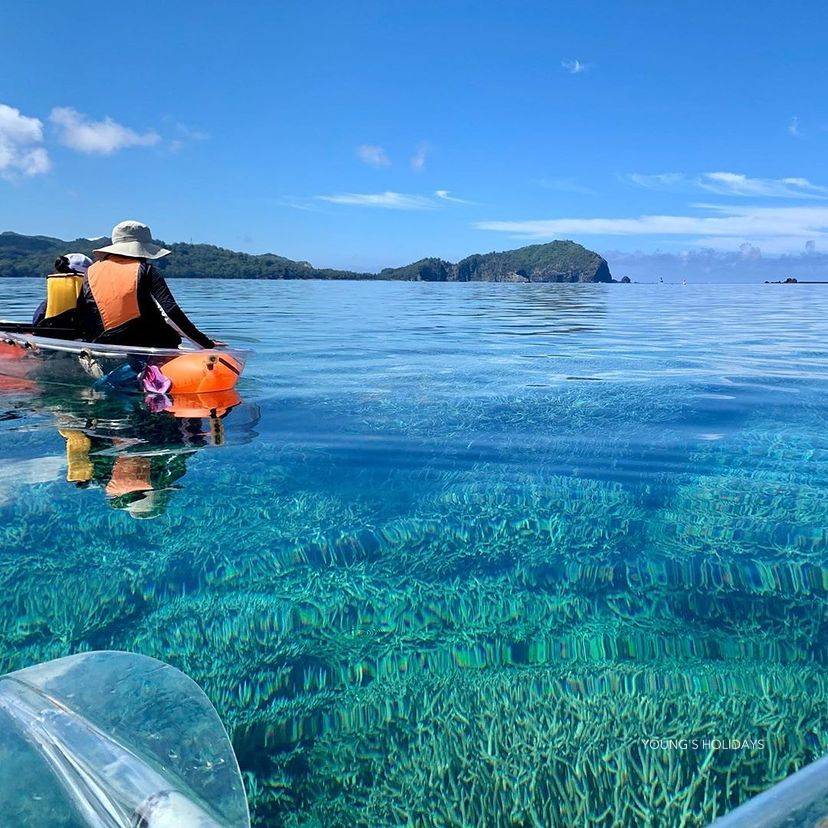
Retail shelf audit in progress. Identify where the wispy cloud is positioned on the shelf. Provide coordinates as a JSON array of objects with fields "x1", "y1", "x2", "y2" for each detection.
[
  {"x1": 314, "y1": 189, "x2": 473, "y2": 210},
  {"x1": 625, "y1": 172, "x2": 686, "y2": 189},
  {"x1": 357, "y1": 144, "x2": 391, "y2": 167},
  {"x1": 475, "y1": 204, "x2": 828, "y2": 252},
  {"x1": 699, "y1": 172, "x2": 826, "y2": 198},
  {"x1": 561, "y1": 59, "x2": 590, "y2": 74},
  {"x1": 0, "y1": 103, "x2": 50, "y2": 178},
  {"x1": 410, "y1": 142, "x2": 428, "y2": 171},
  {"x1": 434, "y1": 189, "x2": 474, "y2": 204},
  {"x1": 625, "y1": 171, "x2": 826, "y2": 199},
  {"x1": 50, "y1": 107, "x2": 160, "y2": 154},
  {"x1": 169, "y1": 122, "x2": 209, "y2": 152},
  {"x1": 317, "y1": 191, "x2": 436, "y2": 210},
  {"x1": 788, "y1": 116, "x2": 801, "y2": 137},
  {"x1": 277, "y1": 197, "x2": 325, "y2": 212}
]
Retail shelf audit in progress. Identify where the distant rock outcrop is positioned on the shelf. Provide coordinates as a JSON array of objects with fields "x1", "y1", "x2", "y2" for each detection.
[
  {"x1": 1, "y1": 232, "x2": 612, "y2": 283},
  {"x1": 380, "y1": 241, "x2": 612, "y2": 283},
  {"x1": 456, "y1": 241, "x2": 612, "y2": 283}
]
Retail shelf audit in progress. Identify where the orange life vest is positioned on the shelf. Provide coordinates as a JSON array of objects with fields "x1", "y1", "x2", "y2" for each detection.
[
  {"x1": 86, "y1": 256, "x2": 142, "y2": 331},
  {"x1": 105, "y1": 455, "x2": 152, "y2": 497}
]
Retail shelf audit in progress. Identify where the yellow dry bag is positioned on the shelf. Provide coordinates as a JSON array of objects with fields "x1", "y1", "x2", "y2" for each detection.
[{"x1": 44, "y1": 274, "x2": 83, "y2": 320}]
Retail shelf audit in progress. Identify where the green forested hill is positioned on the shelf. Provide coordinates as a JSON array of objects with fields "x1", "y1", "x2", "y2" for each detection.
[
  {"x1": 0, "y1": 232, "x2": 612, "y2": 282},
  {"x1": 0, "y1": 233, "x2": 361, "y2": 280},
  {"x1": 454, "y1": 241, "x2": 612, "y2": 282}
]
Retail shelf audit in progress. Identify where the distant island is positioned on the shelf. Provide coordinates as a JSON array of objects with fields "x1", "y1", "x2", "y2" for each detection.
[{"x1": 0, "y1": 231, "x2": 613, "y2": 283}]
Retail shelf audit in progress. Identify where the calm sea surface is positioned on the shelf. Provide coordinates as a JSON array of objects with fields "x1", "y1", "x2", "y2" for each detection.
[{"x1": 0, "y1": 278, "x2": 826, "y2": 826}]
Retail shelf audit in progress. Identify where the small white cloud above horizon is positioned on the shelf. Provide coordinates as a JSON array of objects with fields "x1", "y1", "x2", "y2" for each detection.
[
  {"x1": 411, "y1": 143, "x2": 429, "y2": 171},
  {"x1": 701, "y1": 172, "x2": 827, "y2": 198},
  {"x1": 434, "y1": 189, "x2": 475, "y2": 204},
  {"x1": 561, "y1": 59, "x2": 590, "y2": 74},
  {"x1": 625, "y1": 171, "x2": 827, "y2": 199},
  {"x1": 50, "y1": 107, "x2": 160, "y2": 154},
  {"x1": 0, "y1": 103, "x2": 51, "y2": 178},
  {"x1": 625, "y1": 172, "x2": 685, "y2": 189},
  {"x1": 317, "y1": 191, "x2": 435, "y2": 210},
  {"x1": 474, "y1": 203, "x2": 828, "y2": 253},
  {"x1": 357, "y1": 144, "x2": 391, "y2": 167},
  {"x1": 278, "y1": 197, "x2": 325, "y2": 212},
  {"x1": 788, "y1": 116, "x2": 801, "y2": 137},
  {"x1": 314, "y1": 189, "x2": 473, "y2": 210},
  {"x1": 170, "y1": 122, "x2": 210, "y2": 152}
]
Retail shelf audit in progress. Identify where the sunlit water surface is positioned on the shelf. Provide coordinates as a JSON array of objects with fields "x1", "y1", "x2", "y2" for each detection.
[{"x1": 0, "y1": 279, "x2": 826, "y2": 826}]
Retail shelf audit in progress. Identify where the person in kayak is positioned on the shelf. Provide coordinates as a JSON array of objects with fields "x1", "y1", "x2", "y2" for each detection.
[
  {"x1": 33, "y1": 253, "x2": 93, "y2": 330},
  {"x1": 78, "y1": 220, "x2": 215, "y2": 349}
]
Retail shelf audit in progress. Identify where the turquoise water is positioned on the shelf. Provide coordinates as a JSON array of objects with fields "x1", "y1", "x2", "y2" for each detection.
[{"x1": 0, "y1": 278, "x2": 826, "y2": 826}]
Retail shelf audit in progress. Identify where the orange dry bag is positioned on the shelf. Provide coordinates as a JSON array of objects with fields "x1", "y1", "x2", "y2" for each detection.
[{"x1": 158, "y1": 352, "x2": 242, "y2": 393}]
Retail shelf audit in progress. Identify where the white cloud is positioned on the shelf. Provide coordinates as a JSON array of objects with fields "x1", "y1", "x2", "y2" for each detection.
[
  {"x1": 475, "y1": 204, "x2": 828, "y2": 252},
  {"x1": 50, "y1": 107, "x2": 160, "y2": 154},
  {"x1": 699, "y1": 171, "x2": 827, "y2": 198},
  {"x1": 278, "y1": 197, "x2": 324, "y2": 212},
  {"x1": 317, "y1": 191, "x2": 436, "y2": 210},
  {"x1": 175, "y1": 123, "x2": 209, "y2": 142},
  {"x1": 561, "y1": 59, "x2": 590, "y2": 74},
  {"x1": 0, "y1": 103, "x2": 51, "y2": 177},
  {"x1": 169, "y1": 122, "x2": 209, "y2": 152},
  {"x1": 625, "y1": 170, "x2": 827, "y2": 199},
  {"x1": 315, "y1": 189, "x2": 472, "y2": 210},
  {"x1": 357, "y1": 144, "x2": 391, "y2": 167},
  {"x1": 788, "y1": 116, "x2": 801, "y2": 137},
  {"x1": 15, "y1": 147, "x2": 50, "y2": 176},
  {"x1": 411, "y1": 143, "x2": 428, "y2": 171},
  {"x1": 625, "y1": 172, "x2": 685, "y2": 189},
  {"x1": 434, "y1": 189, "x2": 474, "y2": 204}
]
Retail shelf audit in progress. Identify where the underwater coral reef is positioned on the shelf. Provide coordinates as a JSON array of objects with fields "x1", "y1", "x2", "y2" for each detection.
[
  {"x1": 1, "y1": 282, "x2": 827, "y2": 825},
  {"x1": 0, "y1": 415, "x2": 826, "y2": 825}
]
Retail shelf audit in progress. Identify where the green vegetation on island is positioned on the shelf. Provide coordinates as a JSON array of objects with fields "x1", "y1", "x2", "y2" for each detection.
[{"x1": 0, "y1": 232, "x2": 612, "y2": 282}]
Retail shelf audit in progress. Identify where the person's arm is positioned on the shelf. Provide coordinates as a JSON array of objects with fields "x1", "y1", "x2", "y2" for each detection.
[{"x1": 146, "y1": 265, "x2": 216, "y2": 349}]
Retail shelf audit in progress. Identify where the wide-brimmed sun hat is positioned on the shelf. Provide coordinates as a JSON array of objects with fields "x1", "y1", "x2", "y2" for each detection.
[{"x1": 93, "y1": 220, "x2": 171, "y2": 260}]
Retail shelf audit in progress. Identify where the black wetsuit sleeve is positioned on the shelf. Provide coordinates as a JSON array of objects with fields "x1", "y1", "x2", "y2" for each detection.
[{"x1": 146, "y1": 265, "x2": 215, "y2": 348}]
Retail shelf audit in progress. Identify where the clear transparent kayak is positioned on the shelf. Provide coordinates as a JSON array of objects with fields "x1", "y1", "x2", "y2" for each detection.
[
  {"x1": 0, "y1": 651, "x2": 250, "y2": 827},
  {"x1": 0, "y1": 324, "x2": 249, "y2": 394},
  {"x1": 709, "y1": 753, "x2": 828, "y2": 827}
]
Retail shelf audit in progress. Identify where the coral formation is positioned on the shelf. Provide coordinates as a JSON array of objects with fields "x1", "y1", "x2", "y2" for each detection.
[{"x1": 0, "y1": 313, "x2": 827, "y2": 824}]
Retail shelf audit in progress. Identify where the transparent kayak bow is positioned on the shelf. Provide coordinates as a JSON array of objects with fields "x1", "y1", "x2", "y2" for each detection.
[
  {"x1": 709, "y1": 753, "x2": 828, "y2": 827},
  {"x1": 0, "y1": 651, "x2": 250, "y2": 828}
]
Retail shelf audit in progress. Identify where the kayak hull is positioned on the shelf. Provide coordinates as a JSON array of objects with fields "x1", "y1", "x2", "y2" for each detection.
[{"x1": 0, "y1": 326, "x2": 248, "y2": 393}]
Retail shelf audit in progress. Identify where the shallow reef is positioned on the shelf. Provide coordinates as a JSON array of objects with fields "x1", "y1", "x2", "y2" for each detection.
[
  {"x1": 0, "y1": 383, "x2": 826, "y2": 825},
  {"x1": 283, "y1": 663, "x2": 827, "y2": 827}
]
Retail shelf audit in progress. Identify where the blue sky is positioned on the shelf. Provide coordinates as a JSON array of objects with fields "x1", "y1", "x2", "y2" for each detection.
[{"x1": 2, "y1": 0, "x2": 827, "y2": 276}]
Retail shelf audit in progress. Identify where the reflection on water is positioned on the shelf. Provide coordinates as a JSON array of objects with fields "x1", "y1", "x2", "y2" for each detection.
[
  {"x1": 0, "y1": 379, "x2": 259, "y2": 519},
  {"x1": 0, "y1": 280, "x2": 827, "y2": 826}
]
